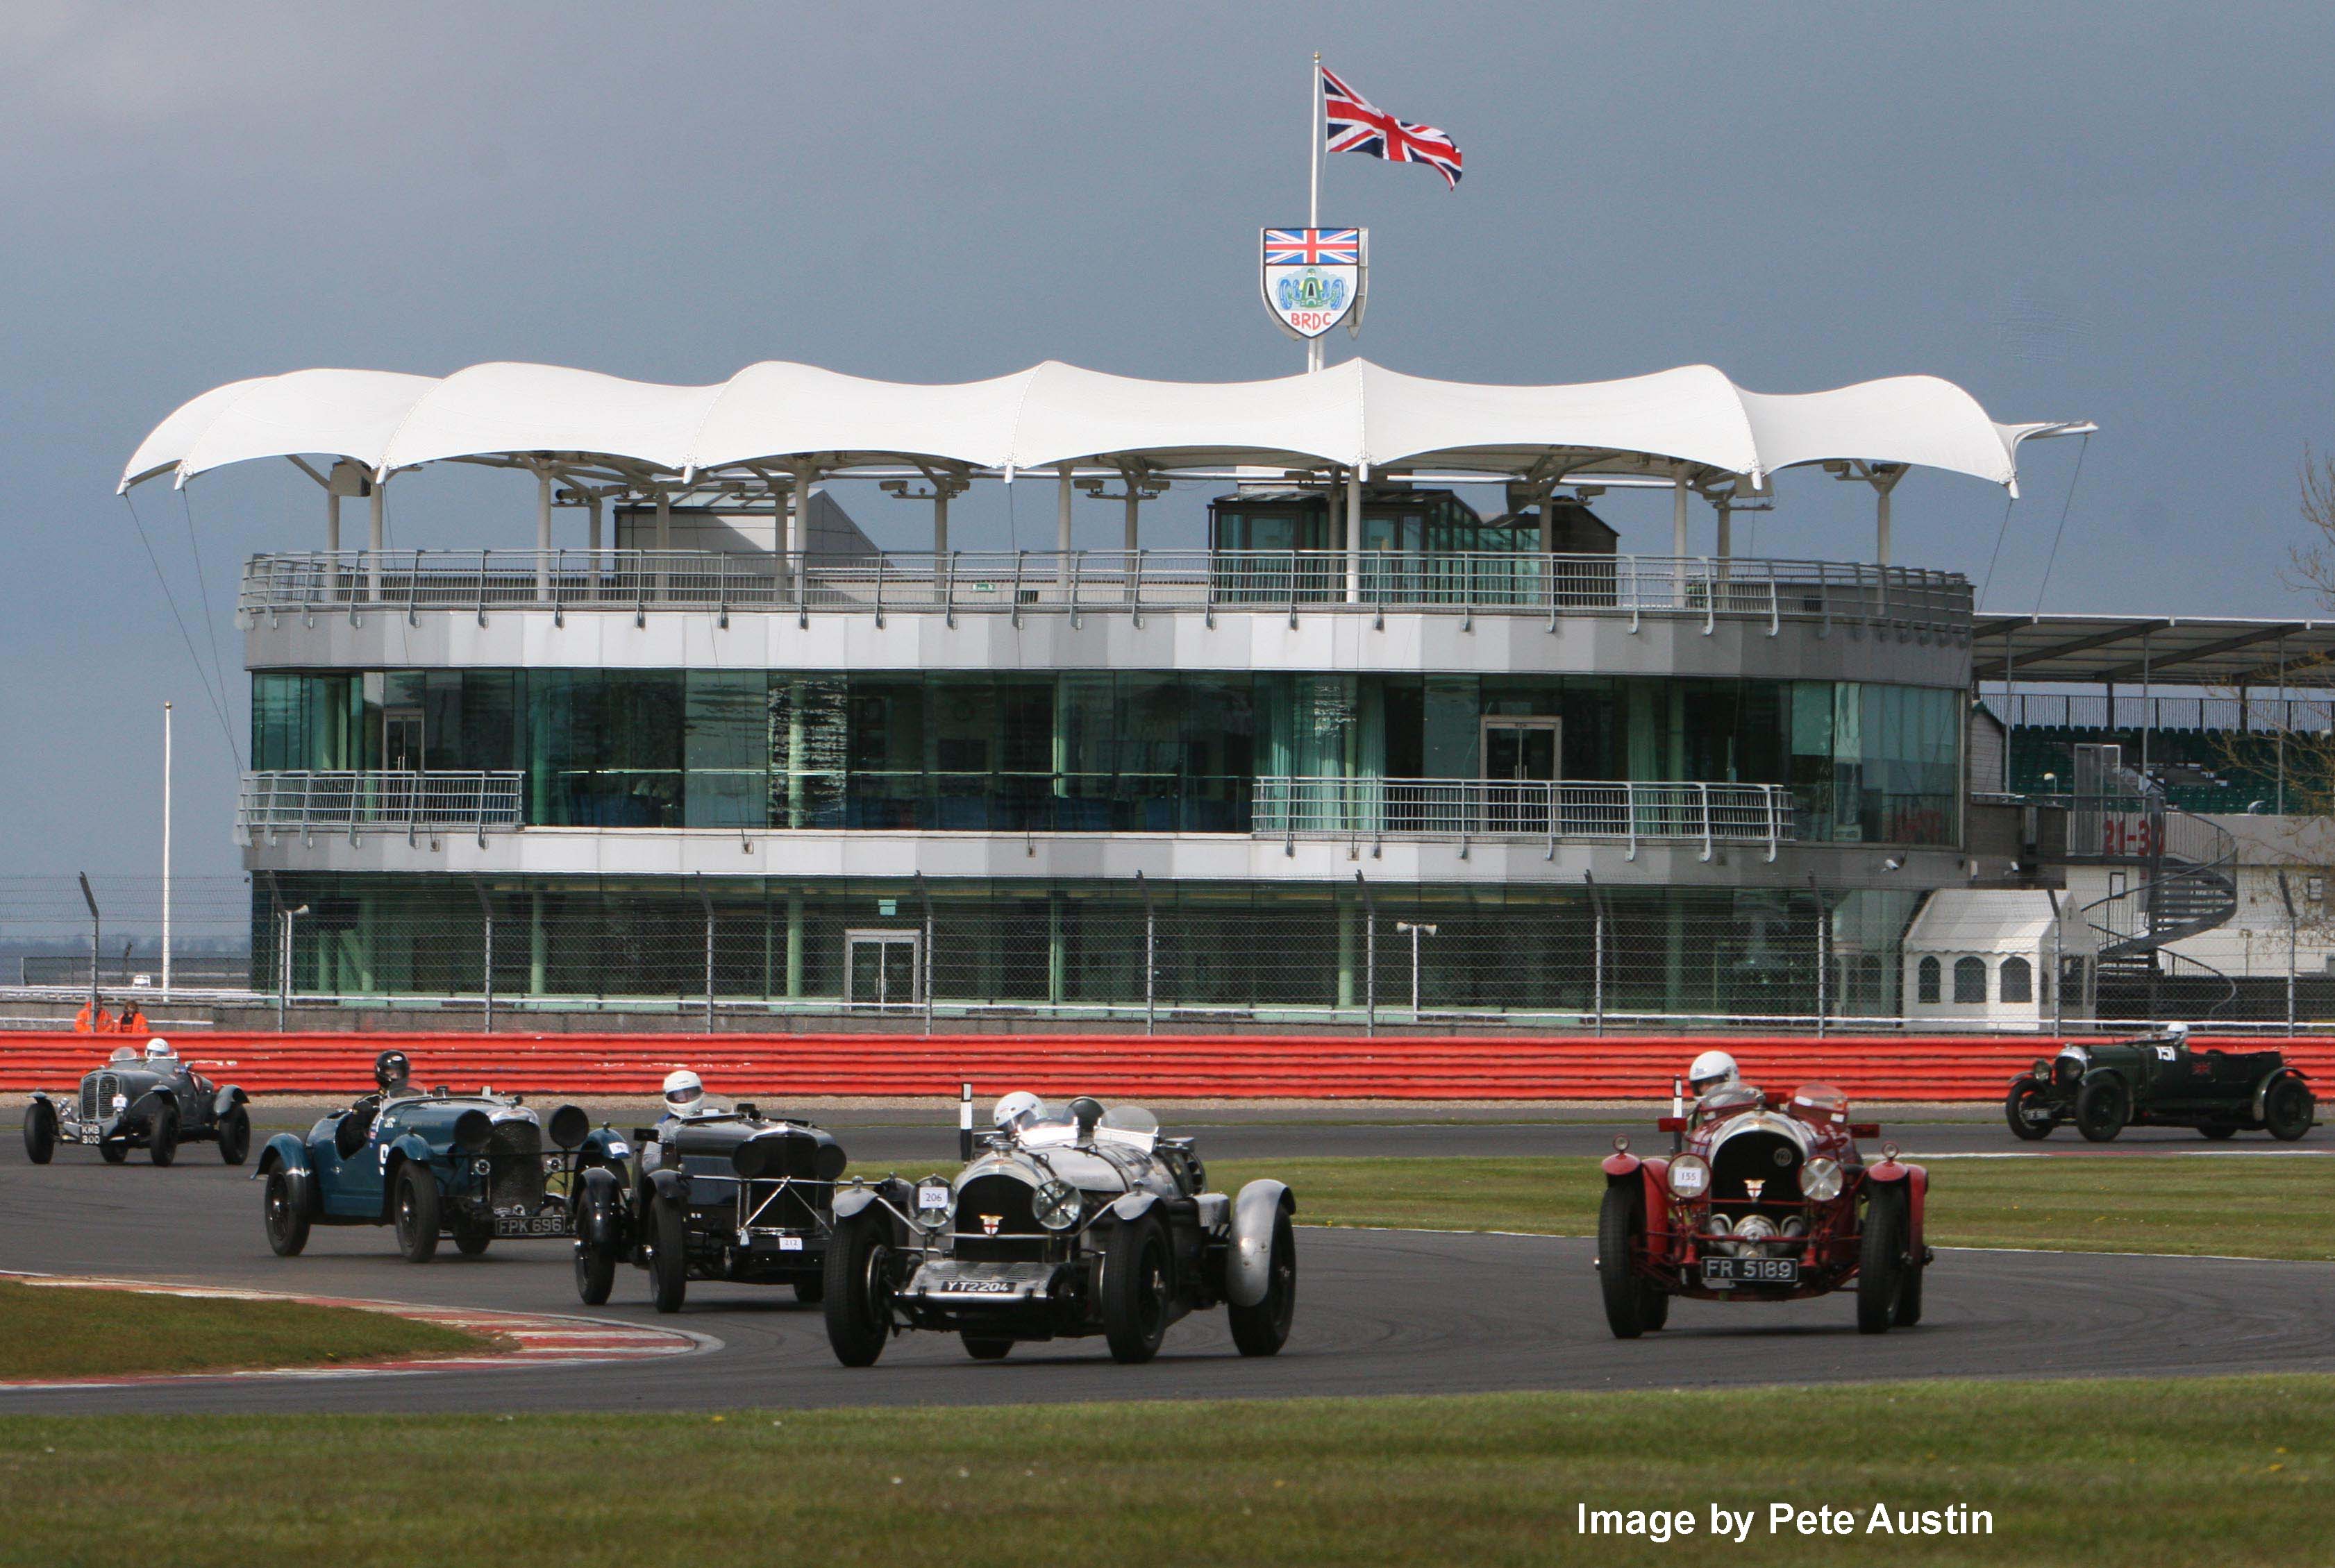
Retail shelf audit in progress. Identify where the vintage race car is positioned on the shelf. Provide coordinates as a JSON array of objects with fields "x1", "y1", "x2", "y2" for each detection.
[
  {"x1": 23, "y1": 1042, "x2": 250, "y2": 1167},
  {"x1": 1597, "y1": 1083, "x2": 1931, "y2": 1338},
  {"x1": 820, "y1": 1095, "x2": 1296, "y2": 1366},
  {"x1": 253, "y1": 1084, "x2": 616, "y2": 1261},
  {"x1": 2005, "y1": 1026, "x2": 2315, "y2": 1143},
  {"x1": 571, "y1": 1104, "x2": 845, "y2": 1311}
]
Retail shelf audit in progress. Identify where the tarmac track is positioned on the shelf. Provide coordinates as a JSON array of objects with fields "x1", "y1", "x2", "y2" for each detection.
[{"x1": 5, "y1": 1112, "x2": 2332, "y2": 1416}]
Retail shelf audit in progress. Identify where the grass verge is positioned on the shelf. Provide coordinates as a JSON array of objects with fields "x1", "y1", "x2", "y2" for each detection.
[
  {"x1": 0, "y1": 1279, "x2": 495, "y2": 1380},
  {"x1": 1, "y1": 1376, "x2": 2328, "y2": 1566},
  {"x1": 1211, "y1": 1154, "x2": 2335, "y2": 1259}
]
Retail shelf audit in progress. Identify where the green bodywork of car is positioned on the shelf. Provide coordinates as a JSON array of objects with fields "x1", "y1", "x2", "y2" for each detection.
[{"x1": 2006, "y1": 1030, "x2": 2315, "y2": 1143}]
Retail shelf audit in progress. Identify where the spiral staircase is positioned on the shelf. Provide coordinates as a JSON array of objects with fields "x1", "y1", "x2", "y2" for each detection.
[{"x1": 2064, "y1": 748, "x2": 2240, "y2": 1018}]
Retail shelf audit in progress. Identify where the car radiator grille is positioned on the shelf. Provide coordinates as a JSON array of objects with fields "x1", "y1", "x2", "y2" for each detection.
[
  {"x1": 487, "y1": 1122, "x2": 546, "y2": 1209},
  {"x1": 954, "y1": 1173, "x2": 1048, "y2": 1263},
  {"x1": 81, "y1": 1073, "x2": 120, "y2": 1122}
]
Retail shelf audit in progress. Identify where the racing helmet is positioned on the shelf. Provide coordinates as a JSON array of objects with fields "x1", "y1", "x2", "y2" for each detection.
[
  {"x1": 1687, "y1": 1049, "x2": 1741, "y2": 1097},
  {"x1": 662, "y1": 1068, "x2": 706, "y2": 1116},
  {"x1": 2164, "y1": 1021, "x2": 2191, "y2": 1041},
  {"x1": 991, "y1": 1090, "x2": 1045, "y2": 1133},
  {"x1": 374, "y1": 1049, "x2": 412, "y2": 1093},
  {"x1": 142, "y1": 1036, "x2": 175, "y2": 1063}
]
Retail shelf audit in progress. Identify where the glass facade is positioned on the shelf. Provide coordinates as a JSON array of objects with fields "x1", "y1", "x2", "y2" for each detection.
[
  {"x1": 252, "y1": 871, "x2": 1921, "y2": 1020},
  {"x1": 252, "y1": 669, "x2": 1963, "y2": 844}
]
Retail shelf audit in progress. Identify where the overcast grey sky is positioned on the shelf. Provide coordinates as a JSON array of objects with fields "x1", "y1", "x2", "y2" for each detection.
[{"x1": 5, "y1": 1, "x2": 2334, "y2": 886}]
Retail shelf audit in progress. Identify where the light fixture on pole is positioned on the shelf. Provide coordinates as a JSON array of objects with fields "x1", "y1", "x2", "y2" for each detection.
[
  {"x1": 1394, "y1": 920, "x2": 1437, "y2": 1022},
  {"x1": 161, "y1": 700, "x2": 172, "y2": 999}
]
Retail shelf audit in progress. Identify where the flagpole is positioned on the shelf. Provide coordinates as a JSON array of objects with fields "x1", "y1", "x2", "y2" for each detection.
[{"x1": 1307, "y1": 51, "x2": 1323, "y2": 374}]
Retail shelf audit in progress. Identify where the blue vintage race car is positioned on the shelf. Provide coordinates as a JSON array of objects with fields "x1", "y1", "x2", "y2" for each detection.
[{"x1": 254, "y1": 1063, "x2": 625, "y2": 1262}]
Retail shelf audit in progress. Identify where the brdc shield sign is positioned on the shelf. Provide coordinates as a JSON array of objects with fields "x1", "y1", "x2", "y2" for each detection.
[{"x1": 1259, "y1": 228, "x2": 1368, "y2": 340}]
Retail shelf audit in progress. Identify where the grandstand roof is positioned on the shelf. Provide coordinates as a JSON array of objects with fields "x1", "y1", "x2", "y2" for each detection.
[{"x1": 1973, "y1": 614, "x2": 2335, "y2": 687}]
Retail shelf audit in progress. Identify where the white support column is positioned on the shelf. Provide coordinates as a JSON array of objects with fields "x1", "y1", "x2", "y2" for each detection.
[
  {"x1": 368, "y1": 475, "x2": 385, "y2": 600},
  {"x1": 1123, "y1": 489, "x2": 1139, "y2": 554},
  {"x1": 933, "y1": 490, "x2": 950, "y2": 555},
  {"x1": 1537, "y1": 494, "x2": 1555, "y2": 554},
  {"x1": 587, "y1": 495, "x2": 603, "y2": 593},
  {"x1": 534, "y1": 467, "x2": 553, "y2": 603},
  {"x1": 1875, "y1": 484, "x2": 1892, "y2": 567},
  {"x1": 1344, "y1": 467, "x2": 1363, "y2": 605},
  {"x1": 654, "y1": 489, "x2": 671, "y2": 602},
  {"x1": 1715, "y1": 496, "x2": 1732, "y2": 559},
  {"x1": 789, "y1": 459, "x2": 816, "y2": 603},
  {"x1": 326, "y1": 489, "x2": 341, "y2": 553},
  {"x1": 1056, "y1": 461, "x2": 1074, "y2": 588},
  {"x1": 1671, "y1": 467, "x2": 1689, "y2": 558}
]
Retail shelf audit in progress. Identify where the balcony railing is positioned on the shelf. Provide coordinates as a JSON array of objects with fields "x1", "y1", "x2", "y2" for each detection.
[
  {"x1": 240, "y1": 549, "x2": 1970, "y2": 632},
  {"x1": 239, "y1": 771, "x2": 524, "y2": 839},
  {"x1": 1251, "y1": 777, "x2": 1793, "y2": 860}
]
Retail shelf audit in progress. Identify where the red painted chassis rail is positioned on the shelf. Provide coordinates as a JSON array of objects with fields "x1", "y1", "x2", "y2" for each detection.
[{"x1": 6, "y1": 1033, "x2": 2331, "y2": 1101}]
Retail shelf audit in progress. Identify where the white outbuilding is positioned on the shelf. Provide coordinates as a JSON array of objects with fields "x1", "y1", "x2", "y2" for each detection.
[{"x1": 1902, "y1": 889, "x2": 2095, "y2": 1029}]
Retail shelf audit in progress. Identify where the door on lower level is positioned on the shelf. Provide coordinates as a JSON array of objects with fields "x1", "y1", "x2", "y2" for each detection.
[{"x1": 846, "y1": 930, "x2": 922, "y2": 1007}]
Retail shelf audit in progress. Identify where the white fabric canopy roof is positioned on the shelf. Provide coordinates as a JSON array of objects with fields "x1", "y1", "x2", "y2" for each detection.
[{"x1": 119, "y1": 357, "x2": 2087, "y2": 495}]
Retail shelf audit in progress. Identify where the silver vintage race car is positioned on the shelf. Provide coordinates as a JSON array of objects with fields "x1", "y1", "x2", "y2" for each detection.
[{"x1": 821, "y1": 1093, "x2": 1297, "y2": 1366}]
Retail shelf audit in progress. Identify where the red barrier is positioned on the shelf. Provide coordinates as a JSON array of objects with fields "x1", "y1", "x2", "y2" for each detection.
[{"x1": 8, "y1": 1032, "x2": 2334, "y2": 1102}]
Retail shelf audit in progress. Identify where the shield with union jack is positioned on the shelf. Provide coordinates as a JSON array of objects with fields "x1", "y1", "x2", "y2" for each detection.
[{"x1": 1259, "y1": 226, "x2": 1368, "y2": 341}]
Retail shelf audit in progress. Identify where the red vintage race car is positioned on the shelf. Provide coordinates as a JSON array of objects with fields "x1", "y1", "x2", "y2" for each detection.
[{"x1": 1595, "y1": 1082, "x2": 1931, "y2": 1338}]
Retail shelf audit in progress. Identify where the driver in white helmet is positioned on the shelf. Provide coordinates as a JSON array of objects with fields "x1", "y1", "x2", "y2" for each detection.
[
  {"x1": 1687, "y1": 1049, "x2": 1744, "y2": 1101},
  {"x1": 143, "y1": 1036, "x2": 176, "y2": 1065},
  {"x1": 660, "y1": 1068, "x2": 723, "y2": 1124},
  {"x1": 991, "y1": 1090, "x2": 1048, "y2": 1139}
]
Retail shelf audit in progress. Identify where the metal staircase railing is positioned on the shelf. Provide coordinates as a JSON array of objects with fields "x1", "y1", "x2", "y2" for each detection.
[{"x1": 2054, "y1": 768, "x2": 2239, "y2": 1016}]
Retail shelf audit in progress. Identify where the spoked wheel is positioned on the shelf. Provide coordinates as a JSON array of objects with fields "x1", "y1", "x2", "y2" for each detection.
[
  {"x1": 1227, "y1": 1206, "x2": 1297, "y2": 1357},
  {"x1": 21, "y1": 1102, "x2": 56, "y2": 1165},
  {"x1": 2004, "y1": 1079, "x2": 2055, "y2": 1141},
  {"x1": 148, "y1": 1104, "x2": 178, "y2": 1167},
  {"x1": 263, "y1": 1169, "x2": 310, "y2": 1256},
  {"x1": 821, "y1": 1211, "x2": 895, "y2": 1367},
  {"x1": 394, "y1": 1162, "x2": 441, "y2": 1263},
  {"x1": 1857, "y1": 1185, "x2": 1910, "y2": 1334},
  {"x1": 2265, "y1": 1079, "x2": 2316, "y2": 1142},
  {"x1": 1102, "y1": 1216, "x2": 1172, "y2": 1364},
  {"x1": 2075, "y1": 1077, "x2": 2129, "y2": 1143},
  {"x1": 646, "y1": 1191, "x2": 689, "y2": 1313},
  {"x1": 217, "y1": 1106, "x2": 251, "y2": 1165},
  {"x1": 1596, "y1": 1181, "x2": 1652, "y2": 1339},
  {"x1": 960, "y1": 1335, "x2": 1014, "y2": 1360}
]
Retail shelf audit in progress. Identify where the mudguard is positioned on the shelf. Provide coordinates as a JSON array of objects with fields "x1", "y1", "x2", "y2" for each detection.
[
  {"x1": 255, "y1": 1131, "x2": 311, "y2": 1179},
  {"x1": 212, "y1": 1084, "x2": 249, "y2": 1118},
  {"x1": 128, "y1": 1088, "x2": 171, "y2": 1127},
  {"x1": 1107, "y1": 1191, "x2": 1161, "y2": 1224},
  {"x1": 2253, "y1": 1068, "x2": 2310, "y2": 1122},
  {"x1": 1866, "y1": 1156, "x2": 1927, "y2": 1253},
  {"x1": 581, "y1": 1126, "x2": 633, "y2": 1165},
  {"x1": 1225, "y1": 1179, "x2": 1296, "y2": 1308},
  {"x1": 1601, "y1": 1150, "x2": 1643, "y2": 1179},
  {"x1": 27, "y1": 1090, "x2": 51, "y2": 1107},
  {"x1": 646, "y1": 1167, "x2": 690, "y2": 1208},
  {"x1": 574, "y1": 1166, "x2": 626, "y2": 1249},
  {"x1": 832, "y1": 1183, "x2": 884, "y2": 1220}
]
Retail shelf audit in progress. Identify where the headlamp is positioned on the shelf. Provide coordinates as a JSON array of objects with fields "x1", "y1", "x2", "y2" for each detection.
[
  {"x1": 1666, "y1": 1154, "x2": 1710, "y2": 1199},
  {"x1": 110, "y1": 1093, "x2": 128, "y2": 1112},
  {"x1": 1034, "y1": 1180, "x2": 1081, "y2": 1231},
  {"x1": 914, "y1": 1181, "x2": 953, "y2": 1235},
  {"x1": 1798, "y1": 1156, "x2": 1843, "y2": 1202}
]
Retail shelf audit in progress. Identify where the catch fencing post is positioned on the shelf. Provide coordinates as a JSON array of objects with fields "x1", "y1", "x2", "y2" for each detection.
[
  {"x1": 920, "y1": 871, "x2": 935, "y2": 1036},
  {"x1": 695, "y1": 876, "x2": 715, "y2": 1034},
  {"x1": 278, "y1": 902, "x2": 309, "y2": 1033},
  {"x1": 1810, "y1": 877, "x2": 1827, "y2": 1038},
  {"x1": 1357, "y1": 870, "x2": 1375, "y2": 1038},
  {"x1": 2278, "y1": 871, "x2": 2299, "y2": 1036},
  {"x1": 1587, "y1": 872, "x2": 1604, "y2": 1036},
  {"x1": 76, "y1": 873, "x2": 99, "y2": 1022},
  {"x1": 473, "y1": 877, "x2": 494, "y2": 1034},
  {"x1": 1396, "y1": 921, "x2": 1437, "y2": 1023},
  {"x1": 1139, "y1": 870, "x2": 1156, "y2": 1036}
]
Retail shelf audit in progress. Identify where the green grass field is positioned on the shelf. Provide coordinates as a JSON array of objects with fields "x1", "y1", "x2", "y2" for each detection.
[
  {"x1": 0, "y1": 1279, "x2": 494, "y2": 1380},
  {"x1": 3, "y1": 1376, "x2": 2327, "y2": 1566},
  {"x1": 1210, "y1": 1153, "x2": 2335, "y2": 1260}
]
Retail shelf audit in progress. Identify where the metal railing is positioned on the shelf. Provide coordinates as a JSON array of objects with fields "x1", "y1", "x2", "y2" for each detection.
[
  {"x1": 238, "y1": 771, "x2": 525, "y2": 838},
  {"x1": 240, "y1": 549, "x2": 1970, "y2": 632},
  {"x1": 1992, "y1": 692, "x2": 2334, "y2": 734},
  {"x1": 1251, "y1": 777, "x2": 1793, "y2": 859}
]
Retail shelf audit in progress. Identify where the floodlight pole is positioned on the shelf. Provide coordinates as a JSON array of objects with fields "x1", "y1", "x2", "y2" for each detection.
[
  {"x1": 78, "y1": 873, "x2": 100, "y2": 1019},
  {"x1": 160, "y1": 700, "x2": 172, "y2": 999},
  {"x1": 1306, "y1": 51, "x2": 1323, "y2": 376}
]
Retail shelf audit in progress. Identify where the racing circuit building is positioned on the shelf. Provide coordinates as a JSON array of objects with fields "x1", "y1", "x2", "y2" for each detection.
[{"x1": 122, "y1": 360, "x2": 2102, "y2": 1026}]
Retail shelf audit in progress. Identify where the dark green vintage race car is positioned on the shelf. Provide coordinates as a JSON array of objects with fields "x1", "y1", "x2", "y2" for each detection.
[{"x1": 2005, "y1": 1026, "x2": 2315, "y2": 1143}]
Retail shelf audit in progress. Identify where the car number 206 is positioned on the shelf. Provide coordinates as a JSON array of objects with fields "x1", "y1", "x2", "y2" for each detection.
[{"x1": 1702, "y1": 1257, "x2": 1798, "y2": 1284}]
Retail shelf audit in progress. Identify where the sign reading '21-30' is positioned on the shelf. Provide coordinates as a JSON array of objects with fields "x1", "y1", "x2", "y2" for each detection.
[{"x1": 1259, "y1": 228, "x2": 1368, "y2": 340}]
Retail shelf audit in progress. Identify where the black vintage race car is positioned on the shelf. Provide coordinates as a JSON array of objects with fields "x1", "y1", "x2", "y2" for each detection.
[
  {"x1": 23, "y1": 1041, "x2": 250, "y2": 1166},
  {"x1": 570, "y1": 1104, "x2": 846, "y2": 1312},
  {"x1": 2005, "y1": 1025, "x2": 2316, "y2": 1143},
  {"x1": 819, "y1": 1093, "x2": 1296, "y2": 1367}
]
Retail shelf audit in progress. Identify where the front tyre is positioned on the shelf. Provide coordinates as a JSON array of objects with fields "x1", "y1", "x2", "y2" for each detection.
[
  {"x1": 1101, "y1": 1216, "x2": 1172, "y2": 1365},
  {"x1": 1596, "y1": 1181, "x2": 1650, "y2": 1340},
  {"x1": 646, "y1": 1190, "x2": 689, "y2": 1313},
  {"x1": 792, "y1": 1274, "x2": 825, "y2": 1305},
  {"x1": 2265, "y1": 1079, "x2": 2316, "y2": 1142},
  {"x1": 217, "y1": 1106, "x2": 251, "y2": 1165},
  {"x1": 2200, "y1": 1124, "x2": 2237, "y2": 1140},
  {"x1": 394, "y1": 1163, "x2": 441, "y2": 1263},
  {"x1": 2004, "y1": 1079, "x2": 2054, "y2": 1141},
  {"x1": 1227, "y1": 1206, "x2": 1296, "y2": 1357},
  {"x1": 1858, "y1": 1185, "x2": 1910, "y2": 1334},
  {"x1": 99, "y1": 1137, "x2": 129, "y2": 1164},
  {"x1": 148, "y1": 1103, "x2": 178, "y2": 1167},
  {"x1": 960, "y1": 1335, "x2": 1014, "y2": 1360},
  {"x1": 821, "y1": 1211, "x2": 894, "y2": 1367},
  {"x1": 263, "y1": 1170, "x2": 311, "y2": 1256},
  {"x1": 21, "y1": 1102, "x2": 56, "y2": 1165},
  {"x1": 572, "y1": 1192, "x2": 618, "y2": 1306},
  {"x1": 2075, "y1": 1077, "x2": 2129, "y2": 1143},
  {"x1": 451, "y1": 1217, "x2": 494, "y2": 1256}
]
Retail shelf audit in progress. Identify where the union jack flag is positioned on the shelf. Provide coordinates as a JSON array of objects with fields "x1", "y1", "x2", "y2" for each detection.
[
  {"x1": 1321, "y1": 65, "x2": 1464, "y2": 189},
  {"x1": 1263, "y1": 228, "x2": 1362, "y2": 266}
]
